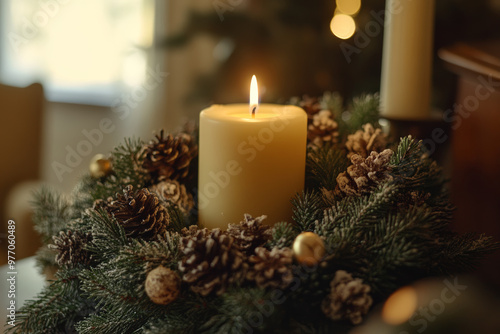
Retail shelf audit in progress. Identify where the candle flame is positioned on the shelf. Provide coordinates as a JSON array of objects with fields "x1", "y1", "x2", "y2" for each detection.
[{"x1": 250, "y1": 75, "x2": 258, "y2": 117}]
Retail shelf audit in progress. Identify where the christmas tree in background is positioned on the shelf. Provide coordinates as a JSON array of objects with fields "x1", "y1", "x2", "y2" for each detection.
[{"x1": 9, "y1": 92, "x2": 498, "y2": 333}]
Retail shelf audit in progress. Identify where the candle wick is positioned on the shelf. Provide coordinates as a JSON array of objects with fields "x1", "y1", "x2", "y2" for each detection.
[{"x1": 252, "y1": 106, "x2": 256, "y2": 118}]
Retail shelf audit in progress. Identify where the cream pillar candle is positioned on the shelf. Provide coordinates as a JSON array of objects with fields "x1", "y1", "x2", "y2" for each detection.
[
  {"x1": 380, "y1": 0, "x2": 435, "y2": 119},
  {"x1": 198, "y1": 78, "x2": 307, "y2": 229}
]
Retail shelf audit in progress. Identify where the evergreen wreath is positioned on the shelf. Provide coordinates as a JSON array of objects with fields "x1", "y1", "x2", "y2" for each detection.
[{"x1": 10, "y1": 93, "x2": 499, "y2": 334}]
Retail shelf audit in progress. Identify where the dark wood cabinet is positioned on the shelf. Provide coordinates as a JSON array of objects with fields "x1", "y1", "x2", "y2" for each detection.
[{"x1": 439, "y1": 41, "x2": 500, "y2": 284}]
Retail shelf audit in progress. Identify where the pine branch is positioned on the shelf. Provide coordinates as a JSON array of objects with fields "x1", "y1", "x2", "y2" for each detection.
[
  {"x1": 318, "y1": 183, "x2": 399, "y2": 236},
  {"x1": 9, "y1": 268, "x2": 91, "y2": 333},
  {"x1": 31, "y1": 187, "x2": 73, "y2": 243},
  {"x1": 306, "y1": 146, "x2": 349, "y2": 190},
  {"x1": 268, "y1": 222, "x2": 299, "y2": 249},
  {"x1": 314, "y1": 184, "x2": 400, "y2": 267},
  {"x1": 389, "y1": 136, "x2": 445, "y2": 195},
  {"x1": 435, "y1": 233, "x2": 500, "y2": 274},
  {"x1": 75, "y1": 303, "x2": 148, "y2": 334},
  {"x1": 77, "y1": 236, "x2": 182, "y2": 333},
  {"x1": 92, "y1": 137, "x2": 150, "y2": 201},
  {"x1": 80, "y1": 233, "x2": 180, "y2": 311},
  {"x1": 85, "y1": 209, "x2": 130, "y2": 262},
  {"x1": 291, "y1": 190, "x2": 324, "y2": 232},
  {"x1": 390, "y1": 136, "x2": 420, "y2": 166},
  {"x1": 346, "y1": 94, "x2": 380, "y2": 134},
  {"x1": 320, "y1": 91, "x2": 344, "y2": 122},
  {"x1": 34, "y1": 245, "x2": 58, "y2": 274},
  {"x1": 70, "y1": 175, "x2": 97, "y2": 218},
  {"x1": 165, "y1": 205, "x2": 190, "y2": 233},
  {"x1": 113, "y1": 137, "x2": 149, "y2": 185},
  {"x1": 200, "y1": 288, "x2": 282, "y2": 334},
  {"x1": 143, "y1": 295, "x2": 214, "y2": 334}
]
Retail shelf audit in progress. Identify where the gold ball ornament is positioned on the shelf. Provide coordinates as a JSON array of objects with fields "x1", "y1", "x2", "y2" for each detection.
[
  {"x1": 292, "y1": 232, "x2": 325, "y2": 266},
  {"x1": 89, "y1": 154, "x2": 112, "y2": 178},
  {"x1": 145, "y1": 265, "x2": 181, "y2": 305}
]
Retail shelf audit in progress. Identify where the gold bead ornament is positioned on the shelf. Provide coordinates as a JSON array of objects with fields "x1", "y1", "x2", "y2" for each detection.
[
  {"x1": 145, "y1": 265, "x2": 181, "y2": 305},
  {"x1": 89, "y1": 154, "x2": 112, "y2": 178},
  {"x1": 292, "y1": 232, "x2": 325, "y2": 266}
]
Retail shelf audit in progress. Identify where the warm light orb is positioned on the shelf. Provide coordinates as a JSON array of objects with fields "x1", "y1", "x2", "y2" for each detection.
[
  {"x1": 330, "y1": 14, "x2": 356, "y2": 40},
  {"x1": 382, "y1": 286, "x2": 418, "y2": 325},
  {"x1": 250, "y1": 75, "x2": 259, "y2": 115},
  {"x1": 336, "y1": 0, "x2": 361, "y2": 16}
]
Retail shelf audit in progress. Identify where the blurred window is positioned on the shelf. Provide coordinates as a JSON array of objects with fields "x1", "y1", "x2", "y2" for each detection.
[{"x1": 0, "y1": 0, "x2": 154, "y2": 105}]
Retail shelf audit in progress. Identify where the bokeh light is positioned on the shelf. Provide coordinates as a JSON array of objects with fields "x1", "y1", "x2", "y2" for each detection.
[
  {"x1": 336, "y1": 0, "x2": 361, "y2": 16},
  {"x1": 382, "y1": 286, "x2": 418, "y2": 325},
  {"x1": 330, "y1": 14, "x2": 356, "y2": 40}
]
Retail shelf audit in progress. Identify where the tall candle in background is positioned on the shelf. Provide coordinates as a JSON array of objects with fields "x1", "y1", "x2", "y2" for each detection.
[
  {"x1": 198, "y1": 76, "x2": 307, "y2": 230},
  {"x1": 380, "y1": 0, "x2": 435, "y2": 119}
]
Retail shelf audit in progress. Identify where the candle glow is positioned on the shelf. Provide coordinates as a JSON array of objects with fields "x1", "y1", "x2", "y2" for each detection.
[{"x1": 250, "y1": 75, "x2": 259, "y2": 117}]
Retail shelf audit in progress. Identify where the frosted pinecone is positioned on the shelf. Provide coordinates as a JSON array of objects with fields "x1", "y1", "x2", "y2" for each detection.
[
  {"x1": 336, "y1": 149, "x2": 393, "y2": 196},
  {"x1": 150, "y1": 180, "x2": 194, "y2": 213},
  {"x1": 346, "y1": 123, "x2": 387, "y2": 158},
  {"x1": 308, "y1": 110, "x2": 340, "y2": 148},
  {"x1": 49, "y1": 230, "x2": 93, "y2": 266},
  {"x1": 227, "y1": 214, "x2": 271, "y2": 255},
  {"x1": 246, "y1": 247, "x2": 293, "y2": 289},
  {"x1": 321, "y1": 270, "x2": 373, "y2": 325}
]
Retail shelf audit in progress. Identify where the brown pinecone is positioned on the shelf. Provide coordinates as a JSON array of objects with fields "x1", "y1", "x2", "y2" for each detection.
[
  {"x1": 227, "y1": 214, "x2": 271, "y2": 255},
  {"x1": 49, "y1": 230, "x2": 93, "y2": 266},
  {"x1": 321, "y1": 270, "x2": 373, "y2": 325},
  {"x1": 308, "y1": 110, "x2": 339, "y2": 148},
  {"x1": 246, "y1": 247, "x2": 293, "y2": 290},
  {"x1": 346, "y1": 123, "x2": 388, "y2": 158},
  {"x1": 105, "y1": 185, "x2": 169, "y2": 240},
  {"x1": 336, "y1": 149, "x2": 393, "y2": 196},
  {"x1": 298, "y1": 95, "x2": 339, "y2": 148},
  {"x1": 178, "y1": 228, "x2": 247, "y2": 296},
  {"x1": 142, "y1": 130, "x2": 198, "y2": 182},
  {"x1": 150, "y1": 180, "x2": 194, "y2": 214}
]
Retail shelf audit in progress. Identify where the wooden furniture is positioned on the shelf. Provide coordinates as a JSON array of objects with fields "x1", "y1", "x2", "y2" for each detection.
[
  {"x1": 0, "y1": 83, "x2": 44, "y2": 261},
  {"x1": 439, "y1": 41, "x2": 500, "y2": 284}
]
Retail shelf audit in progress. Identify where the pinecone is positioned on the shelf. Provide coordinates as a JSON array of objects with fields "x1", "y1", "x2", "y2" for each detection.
[
  {"x1": 346, "y1": 123, "x2": 388, "y2": 158},
  {"x1": 298, "y1": 95, "x2": 339, "y2": 148},
  {"x1": 150, "y1": 180, "x2": 194, "y2": 214},
  {"x1": 336, "y1": 149, "x2": 393, "y2": 196},
  {"x1": 227, "y1": 214, "x2": 271, "y2": 255},
  {"x1": 299, "y1": 95, "x2": 322, "y2": 117},
  {"x1": 178, "y1": 228, "x2": 247, "y2": 296},
  {"x1": 49, "y1": 230, "x2": 93, "y2": 266},
  {"x1": 105, "y1": 185, "x2": 169, "y2": 240},
  {"x1": 321, "y1": 270, "x2": 373, "y2": 325},
  {"x1": 143, "y1": 130, "x2": 198, "y2": 182},
  {"x1": 246, "y1": 247, "x2": 293, "y2": 289},
  {"x1": 308, "y1": 110, "x2": 339, "y2": 148},
  {"x1": 180, "y1": 225, "x2": 201, "y2": 238}
]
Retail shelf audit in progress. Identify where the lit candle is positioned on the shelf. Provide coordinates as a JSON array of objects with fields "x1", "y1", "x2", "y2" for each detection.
[
  {"x1": 380, "y1": 0, "x2": 435, "y2": 119},
  {"x1": 198, "y1": 76, "x2": 307, "y2": 229}
]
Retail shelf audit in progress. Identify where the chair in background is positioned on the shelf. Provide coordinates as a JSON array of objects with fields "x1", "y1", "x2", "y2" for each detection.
[{"x1": 0, "y1": 83, "x2": 44, "y2": 261}]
